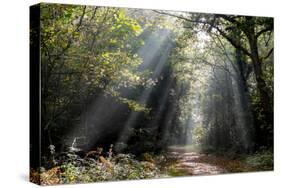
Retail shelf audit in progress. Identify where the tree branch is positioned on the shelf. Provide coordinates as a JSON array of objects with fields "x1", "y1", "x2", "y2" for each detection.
[
  {"x1": 261, "y1": 48, "x2": 273, "y2": 61},
  {"x1": 153, "y1": 10, "x2": 252, "y2": 58},
  {"x1": 256, "y1": 26, "x2": 273, "y2": 38},
  {"x1": 213, "y1": 26, "x2": 252, "y2": 57}
]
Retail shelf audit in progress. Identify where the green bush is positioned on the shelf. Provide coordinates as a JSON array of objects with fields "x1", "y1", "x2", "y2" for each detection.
[
  {"x1": 245, "y1": 150, "x2": 273, "y2": 171},
  {"x1": 50, "y1": 152, "x2": 160, "y2": 184}
]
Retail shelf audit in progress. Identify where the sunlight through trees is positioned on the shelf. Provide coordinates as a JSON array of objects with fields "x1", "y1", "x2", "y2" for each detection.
[{"x1": 30, "y1": 3, "x2": 274, "y2": 185}]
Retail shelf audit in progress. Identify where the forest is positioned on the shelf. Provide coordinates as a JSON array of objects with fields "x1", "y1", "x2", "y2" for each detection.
[{"x1": 30, "y1": 3, "x2": 273, "y2": 185}]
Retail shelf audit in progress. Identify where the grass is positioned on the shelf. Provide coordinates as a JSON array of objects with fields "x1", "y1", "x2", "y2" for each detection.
[{"x1": 167, "y1": 165, "x2": 191, "y2": 177}]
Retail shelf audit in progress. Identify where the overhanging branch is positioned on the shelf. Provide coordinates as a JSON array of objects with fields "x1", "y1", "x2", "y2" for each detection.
[{"x1": 153, "y1": 10, "x2": 252, "y2": 58}]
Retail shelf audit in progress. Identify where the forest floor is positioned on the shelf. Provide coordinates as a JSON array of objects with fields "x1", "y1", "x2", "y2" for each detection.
[
  {"x1": 163, "y1": 145, "x2": 256, "y2": 176},
  {"x1": 30, "y1": 145, "x2": 273, "y2": 185}
]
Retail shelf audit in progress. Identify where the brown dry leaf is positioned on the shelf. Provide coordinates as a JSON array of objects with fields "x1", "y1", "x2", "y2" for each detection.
[{"x1": 40, "y1": 166, "x2": 63, "y2": 185}]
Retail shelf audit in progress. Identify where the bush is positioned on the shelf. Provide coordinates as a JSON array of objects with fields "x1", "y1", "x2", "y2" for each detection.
[
  {"x1": 34, "y1": 149, "x2": 161, "y2": 185},
  {"x1": 245, "y1": 150, "x2": 273, "y2": 171}
]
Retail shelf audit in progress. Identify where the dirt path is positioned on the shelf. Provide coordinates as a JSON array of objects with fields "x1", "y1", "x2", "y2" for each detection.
[{"x1": 167, "y1": 150, "x2": 227, "y2": 175}]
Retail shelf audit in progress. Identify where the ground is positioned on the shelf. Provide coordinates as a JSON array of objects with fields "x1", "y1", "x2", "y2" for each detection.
[
  {"x1": 164, "y1": 145, "x2": 255, "y2": 176},
  {"x1": 30, "y1": 145, "x2": 272, "y2": 185}
]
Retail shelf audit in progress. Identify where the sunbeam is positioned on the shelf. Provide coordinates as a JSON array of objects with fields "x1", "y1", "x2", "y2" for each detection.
[{"x1": 115, "y1": 29, "x2": 174, "y2": 151}]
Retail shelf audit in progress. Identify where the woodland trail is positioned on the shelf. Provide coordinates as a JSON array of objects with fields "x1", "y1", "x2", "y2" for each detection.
[{"x1": 167, "y1": 146, "x2": 228, "y2": 176}]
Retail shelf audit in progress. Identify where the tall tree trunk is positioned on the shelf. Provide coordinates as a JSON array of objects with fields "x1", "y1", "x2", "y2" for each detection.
[
  {"x1": 248, "y1": 33, "x2": 273, "y2": 129},
  {"x1": 235, "y1": 47, "x2": 255, "y2": 152}
]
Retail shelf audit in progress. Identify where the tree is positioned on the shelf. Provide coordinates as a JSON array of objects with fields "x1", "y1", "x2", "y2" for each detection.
[{"x1": 154, "y1": 11, "x2": 273, "y2": 148}]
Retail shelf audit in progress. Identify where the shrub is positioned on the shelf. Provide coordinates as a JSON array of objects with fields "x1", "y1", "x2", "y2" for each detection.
[
  {"x1": 36, "y1": 148, "x2": 161, "y2": 185},
  {"x1": 245, "y1": 150, "x2": 273, "y2": 171}
]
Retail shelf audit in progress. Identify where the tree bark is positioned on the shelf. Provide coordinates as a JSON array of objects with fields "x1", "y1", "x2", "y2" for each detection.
[{"x1": 247, "y1": 30, "x2": 273, "y2": 128}]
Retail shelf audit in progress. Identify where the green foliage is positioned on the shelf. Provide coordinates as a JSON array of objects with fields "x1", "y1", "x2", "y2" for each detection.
[
  {"x1": 38, "y1": 150, "x2": 160, "y2": 185},
  {"x1": 40, "y1": 4, "x2": 153, "y2": 147},
  {"x1": 111, "y1": 10, "x2": 142, "y2": 37},
  {"x1": 192, "y1": 126, "x2": 207, "y2": 145},
  {"x1": 168, "y1": 165, "x2": 188, "y2": 177},
  {"x1": 245, "y1": 150, "x2": 273, "y2": 171},
  {"x1": 119, "y1": 97, "x2": 150, "y2": 114},
  {"x1": 61, "y1": 163, "x2": 81, "y2": 183}
]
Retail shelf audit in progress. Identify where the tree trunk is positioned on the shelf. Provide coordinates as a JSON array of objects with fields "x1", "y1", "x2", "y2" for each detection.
[
  {"x1": 235, "y1": 48, "x2": 255, "y2": 152},
  {"x1": 248, "y1": 32, "x2": 273, "y2": 129}
]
